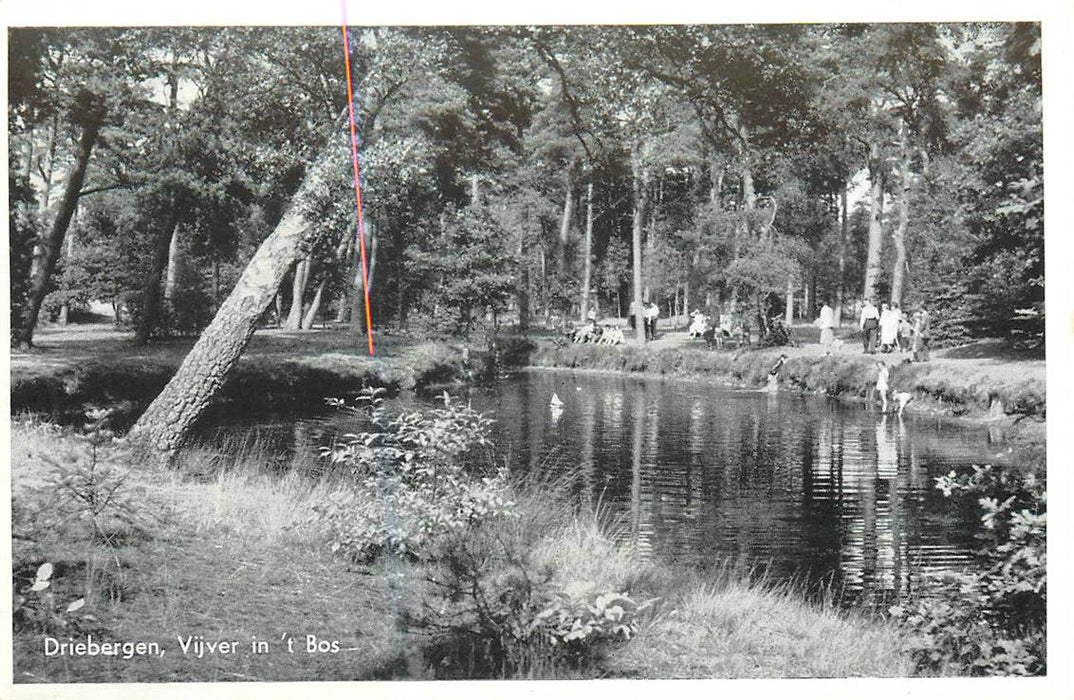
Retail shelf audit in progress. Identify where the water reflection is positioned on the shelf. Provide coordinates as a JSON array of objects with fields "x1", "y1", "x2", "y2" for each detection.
[
  {"x1": 205, "y1": 370, "x2": 1008, "y2": 606},
  {"x1": 465, "y1": 371, "x2": 1002, "y2": 606}
]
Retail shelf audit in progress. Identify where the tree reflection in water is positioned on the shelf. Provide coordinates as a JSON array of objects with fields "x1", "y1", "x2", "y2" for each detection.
[{"x1": 210, "y1": 370, "x2": 1009, "y2": 607}]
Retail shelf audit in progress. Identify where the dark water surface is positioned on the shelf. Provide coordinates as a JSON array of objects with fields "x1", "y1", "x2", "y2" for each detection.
[{"x1": 203, "y1": 369, "x2": 1014, "y2": 606}]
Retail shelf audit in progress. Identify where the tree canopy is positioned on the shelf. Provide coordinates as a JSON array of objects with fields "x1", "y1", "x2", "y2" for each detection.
[{"x1": 9, "y1": 23, "x2": 1044, "y2": 347}]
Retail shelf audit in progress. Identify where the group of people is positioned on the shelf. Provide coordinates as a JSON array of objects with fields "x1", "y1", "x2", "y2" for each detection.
[
  {"x1": 570, "y1": 313, "x2": 626, "y2": 345},
  {"x1": 628, "y1": 301, "x2": 662, "y2": 341},
  {"x1": 688, "y1": 308, "x2": 750, "y2": 349},
  {"x1": 858, "y1": 298, "x2": 931, "y2": 361}
]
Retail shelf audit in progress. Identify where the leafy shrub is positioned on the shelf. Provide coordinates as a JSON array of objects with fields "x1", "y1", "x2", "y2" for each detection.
[
  {"x1": 413, "y1": 498, "x2": 655, "y2": 679},
  {"x1": 310, "y1": 388, "x2": 517, "y2": 561},
  {"x1": 408, "y1": 342, "x2": 467, "y2": 390},
  {"x1": 490, "y1": 335, "x2": 538, "y2": 368},
  {"x1": 1002, "y1": 381, "x2": 1046, "y2": 417},
  {"x1": 892, "y1": 464, "x2": 1046, "y2": 675}
]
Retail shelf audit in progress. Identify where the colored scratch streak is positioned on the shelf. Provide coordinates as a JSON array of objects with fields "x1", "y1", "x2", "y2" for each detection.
[{"x1": 341, "y1": 22, "x2": 375, "y2": 355}]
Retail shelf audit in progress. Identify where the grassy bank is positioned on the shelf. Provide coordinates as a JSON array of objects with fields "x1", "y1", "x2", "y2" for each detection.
[
  {"x1": 530, "y1": 339, "x2": 1046, "y2": 426},
  {"x1": 10, "y1": 418, "x2": 911, "y2": 682},
  {"x1": 9, "y1": 325, "x2": 479, "y2": 426}
]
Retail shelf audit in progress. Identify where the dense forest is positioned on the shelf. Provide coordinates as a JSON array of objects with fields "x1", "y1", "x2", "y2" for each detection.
[{"x1": 8, "y1": 24, "x2": 1043, "y2": 350}]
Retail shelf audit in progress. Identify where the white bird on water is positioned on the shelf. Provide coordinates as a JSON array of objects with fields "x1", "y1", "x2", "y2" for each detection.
[{"x1": 550, "y1": 392, "x2": 565, "y2": 408}]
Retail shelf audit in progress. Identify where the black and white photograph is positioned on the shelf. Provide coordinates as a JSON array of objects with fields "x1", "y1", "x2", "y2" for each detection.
[{"x1": 3, "y1": 2, "x2": 1071, "y2": 698}]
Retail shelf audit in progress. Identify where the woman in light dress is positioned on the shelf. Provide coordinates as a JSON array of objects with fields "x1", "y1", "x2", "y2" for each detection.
[{"x1": 878, "y1": 302, "x2": 900, "y2": 352}]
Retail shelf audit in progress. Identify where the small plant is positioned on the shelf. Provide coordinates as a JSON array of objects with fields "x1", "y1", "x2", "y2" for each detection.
[
  {"x1": 310, "y1": 388, "x2": 517, "y2": 561},
  {"x1": 18, "y1": 409, "x2": 148, "y2": 547},
  {"x1": 13, "y1": 562, "x2": 98, "y2": 636},
  {"x1": 414, "y1": 521, "x2": 655, "y2": 679},
  {"x1": 891, "y1": 464, "x2": 1046, "y2": 675},
  {"x1": 12, "y1": 411, "x2": 152, "y2": 632}
]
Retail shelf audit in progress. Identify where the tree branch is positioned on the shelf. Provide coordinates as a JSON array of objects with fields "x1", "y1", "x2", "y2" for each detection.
[
  {"x1": 527, "y1": 32, "x2": 599, "y2": 161},
  {"x1": 78, "y1": 182, "x2": 133, "y2": 198}
]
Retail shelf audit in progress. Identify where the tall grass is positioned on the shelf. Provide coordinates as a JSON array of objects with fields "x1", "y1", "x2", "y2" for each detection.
[{"x1": 11, "y1": 417, "x2": 914, "y2": 681}]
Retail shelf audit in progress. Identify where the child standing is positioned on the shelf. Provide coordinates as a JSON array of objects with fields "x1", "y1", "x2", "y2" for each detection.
[{"x1": 875, "y1": 361, "x2": 890, "y2": 412}]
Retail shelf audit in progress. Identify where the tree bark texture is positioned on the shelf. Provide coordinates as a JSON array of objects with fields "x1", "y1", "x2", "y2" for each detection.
[
  {"x1": 300, "y1": 279, "x2": 326, "y2": 330},
  {"x1": 17, "y1": 116, "x2": 102, "y2": 348},
  {"x1": 348, "y1": 218, "x2": 375, "y2": 334},
  {"x1": 164, "y1": 221, "x2": 182, "y2": 304},
  {"x1": 890, "y1": 121, "x2": 912, "y2": 306},
  {"x1": 558, "y1": 161, "x2": 573, "y2": 275},
  {"x1": 631, "y1": 153, "x2": 647, "y2": 343},
  {"x1": 135, "y1": 216, "x2": 181, "y2": 346},
  {"x1": 283, "y1": 255, "x2": 311, "y2": 330},
  {"x1": 862, "y1": 142, "x2": 885, "y2": 303},
  {"x1": 579, "y1": 182, "x2": 594, "y2": 323},
  {"x1": 834, "y1": 186, "x2": 849, "y2": 326},
  {"x1": 516, "y1": 208, "x2": 530, "y2": 331},
  {"x1": 130, "y1": 156, "x2": 334, "y2": 456},
  {"x1": 785, "y1": 278, "x2": 794, "y2": 326}
]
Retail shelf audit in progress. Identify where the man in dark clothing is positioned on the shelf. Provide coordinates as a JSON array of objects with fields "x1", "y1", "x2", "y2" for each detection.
[{"x1": 859, "y1": 298, "x2": 880, "y2": 353}]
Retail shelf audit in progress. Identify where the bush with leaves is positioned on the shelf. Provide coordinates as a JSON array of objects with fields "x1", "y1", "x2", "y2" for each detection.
[
  {"x1": 310, "y1": 388, "x2": 517, "y2": 562},
  {"x1": 412, "y1": 506, "x2": 655, "y2": 679},
  {"x1": 891, "y1": 464, "x2": 1045, "y2": 675}
]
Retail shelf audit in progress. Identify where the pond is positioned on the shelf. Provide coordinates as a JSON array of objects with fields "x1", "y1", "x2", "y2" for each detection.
[{"x1": 202, "y1": 368, "x2": 1014, "y2": 607}]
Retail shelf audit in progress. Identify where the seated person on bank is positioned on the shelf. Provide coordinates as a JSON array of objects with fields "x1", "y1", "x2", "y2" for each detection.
[
  {"x1": 573, "y1": 320, "x2": 597, "y2": 343},
  {"x1": 688, "y1": 310, "x2": 709, "y2": 338}
]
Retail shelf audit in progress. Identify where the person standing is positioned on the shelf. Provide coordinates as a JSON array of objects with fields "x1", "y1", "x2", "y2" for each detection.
[
  {"x1": 628, "y1": 300, "x2": 637, "y2": 332},
  {"x1": 815, "y1": 301, "x2": 835, "y2": 347},
  {"x1": 896, "y1": 302, "x2": 912, "y2": 352},
  {"x1": 912, "y1": 306, "x2": 931, "y2": 362},
  {"x1": 644, "y1": 301, "x2": 660, "y2": 340},
  {"x1": 879, "y1": 302, "x2": 899, "y2": 353},
  {"x1": 875, "y1": 361, "x2": 890, "y2": 412},
  {"x1": 859, "y1": 298, "x2": 880, "y2": 354}
]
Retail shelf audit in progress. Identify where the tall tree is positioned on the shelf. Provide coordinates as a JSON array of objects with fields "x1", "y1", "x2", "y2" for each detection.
[
  {"x1": 11, "y1": 29, "x2": 151, "y2": 347},
  {"x1": 130, "y1": 145, "x2": 346, "y2": 455}
]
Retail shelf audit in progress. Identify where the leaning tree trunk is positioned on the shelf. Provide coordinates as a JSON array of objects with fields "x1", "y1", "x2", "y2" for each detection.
[
  {"x1": 300, "y1": 279, "x2": 326, "y2": 330},
  {"x1": 16, "y1": 115, "x2": 103, "y2": 348},
  {"x1": 302, "y1": 228, "x2": 348, "y2": 331},
  {"x1": 862, "y1": 142, "x2": 885, "y2": 303},
  {"x1": 130, "y1": 155, "x2": 335, "y2": 457},
  {"x1": 890, "y1": 120, "x2": 913, "y2": 306},
  {"x1": 579, "y1": 182, "x2": 595, "y2": 323}
]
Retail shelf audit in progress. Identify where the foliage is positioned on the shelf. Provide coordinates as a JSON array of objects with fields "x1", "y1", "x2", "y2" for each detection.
[
  {"x1": 12, "y1": 561, "x2": 99, "y2": 637},
  {"x1": 407, "y1": 203, "x2": 517, "y2": 336},
  {"x1": 416, "y1": 520, "x2": 654, "y2": 678},
  {"x1": 9, "y1": 158, "x2": 37, "y2": 342},
  {"x1": 891, "y1": 464, "x2": 1046, "y2": 676},
  {"x1": 12, "y1": 410, "x2": 150, "y2": 550},
  {"x1": 309, "y1": 388, "x2": 516, "y2": 562}
]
